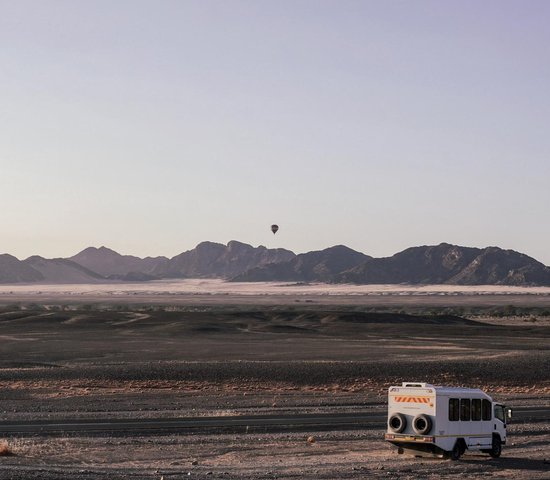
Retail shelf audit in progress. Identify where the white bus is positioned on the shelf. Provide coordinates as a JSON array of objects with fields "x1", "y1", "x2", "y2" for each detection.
[{"x1": 384, "y1": 382, "x2": 511, "y2": 460}]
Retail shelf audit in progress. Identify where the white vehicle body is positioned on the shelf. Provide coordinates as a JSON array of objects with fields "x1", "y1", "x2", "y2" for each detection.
[{"x1": 384, "y1": 382, "x2": 509, "y2": 459}]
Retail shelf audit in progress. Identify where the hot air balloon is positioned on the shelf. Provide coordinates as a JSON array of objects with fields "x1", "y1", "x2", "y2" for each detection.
[{"x1": 271, "y1": 224, "x2": 279, "y2": 234}]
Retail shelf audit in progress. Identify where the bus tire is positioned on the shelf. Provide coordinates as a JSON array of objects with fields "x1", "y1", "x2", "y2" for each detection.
[
  {"x1": 388, "y1": 413, "x2": 407, "y2": 433},
  {"x1": 413, "y1": 414, "x2": 432, "y2": 435},
  {"x1": 489, "y1": 435, "x2": 502, "y2": 458},
  {"x1": 450, "y1": 440, "x2": 463, "y2": 461}
]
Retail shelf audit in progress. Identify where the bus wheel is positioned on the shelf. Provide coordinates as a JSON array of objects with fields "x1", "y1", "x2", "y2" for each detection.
[
  {"x1": 450, "y1": 441, "x2": 462, "y2": 461},
  {"x1": 489, "y1": 436, "x2": 502, "y2": 458}
]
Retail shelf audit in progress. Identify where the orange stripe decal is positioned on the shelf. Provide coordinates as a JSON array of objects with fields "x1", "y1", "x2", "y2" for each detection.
[{"x1": 393, "y1": 396, "x2": 433, "y2": 403}]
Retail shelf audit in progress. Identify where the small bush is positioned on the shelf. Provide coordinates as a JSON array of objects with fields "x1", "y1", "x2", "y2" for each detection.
[{"x1": 0, "y1": 441, "x2": 14, "y2": 456}]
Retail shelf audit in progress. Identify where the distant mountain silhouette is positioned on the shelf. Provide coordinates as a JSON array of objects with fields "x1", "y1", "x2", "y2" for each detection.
[
  {"x1": 445, "y1": 246, "x2": 550, "y2": 285},
  {"x1": 163, "y1": 240, "x2": 295, "y2": 278},
  {"x1": 232, "y1": 245, "x2": 370, "y2": 282},
  {"x1": 69, "y1": 246, "x2": 169, "y2": 278},
  {"x1": 337, "y1": 243, "x2": 550, "y2": 286},
  {"x1": 23, "y1": 256, "x2": 105, "y2": 284},
  {"x1": 0, "y1": 254, "x2": 44, "y2": 283},
  {"x1": 67, "y1": 241, "x2": 294, "y2": 280},
  {"x1": 1, "y1": 242, "x2": 550, "y2": 286}
]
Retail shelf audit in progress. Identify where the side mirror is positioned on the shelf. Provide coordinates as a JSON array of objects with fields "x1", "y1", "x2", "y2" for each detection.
[{"x1": 505, "y1": 407, "x2": 513, "y2": 421}]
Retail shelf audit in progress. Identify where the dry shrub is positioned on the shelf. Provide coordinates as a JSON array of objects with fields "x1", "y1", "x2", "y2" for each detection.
[{"x1": 0, "y1": 441, "x2": 14, "y2": 456}]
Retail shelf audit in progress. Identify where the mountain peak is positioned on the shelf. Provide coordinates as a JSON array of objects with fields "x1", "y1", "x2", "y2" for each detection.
[
  {"x1": 0, "y1": 254, "x2": 44, "y2": 283},
  {"x1": 338, "y1": 243, "x2": 550, "y2": 286},
  {"x1": 231, "y1": 245, "x2": 371, "y2": 282},
  {"x1": 75, "y1": 246, "x2": 120, "y2": 257},
  {"x1": 70, "y1": 246, "x2": 148, "y2": 276},
  {"x1": 165, "y1": 242, "x2": 295, "y2": 279}
]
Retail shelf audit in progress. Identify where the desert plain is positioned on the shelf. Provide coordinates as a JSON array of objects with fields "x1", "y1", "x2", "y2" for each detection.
[{"x1": 0, "y1": 281, "x2": 549, "y2": 479}]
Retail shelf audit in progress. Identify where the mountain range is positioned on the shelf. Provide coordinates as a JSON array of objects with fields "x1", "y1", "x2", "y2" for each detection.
[{"x1": 1, "y1": 241, "x2": 549, "y2": 286}]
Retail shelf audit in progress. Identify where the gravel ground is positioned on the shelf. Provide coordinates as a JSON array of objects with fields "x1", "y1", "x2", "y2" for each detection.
[
  {"x1": 1, "y1": 420, "x2": 550, "y2": 479},
  {"x1": 1, "y1": 305, "x2": 550, "y2": 478}
]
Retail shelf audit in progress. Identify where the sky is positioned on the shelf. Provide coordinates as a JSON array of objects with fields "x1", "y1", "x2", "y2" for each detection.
[{"x1": 1, "y1": 0, "x2": 549, "y2": 264}]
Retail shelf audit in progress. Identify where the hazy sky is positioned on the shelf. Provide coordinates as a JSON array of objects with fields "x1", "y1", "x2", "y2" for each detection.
[{"x1": 2, "y1": 0, "x2": 549, "y2": 263}]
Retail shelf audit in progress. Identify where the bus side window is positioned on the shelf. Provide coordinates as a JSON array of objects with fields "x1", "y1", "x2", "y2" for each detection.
[
  {"x1": 449, "y1": 398, "x2": 459, "y2": 421},
  {"x1": 471, "y1": 399, "x2": 481, "y2": 421},
  {"x1": 482, "y1": 399, "x2": 492, "y2": 421},
  {"x1": 460, "y1": 398, "x2": 471, "y2": 421}
]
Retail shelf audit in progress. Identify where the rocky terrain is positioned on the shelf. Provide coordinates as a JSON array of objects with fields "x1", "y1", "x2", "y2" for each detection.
[
  {"x1": 0, "y1": 301, "x2": 549, "y2": 479},
  {"x1": 2, "y1": 420, "x2": 549, "y2": 480}
]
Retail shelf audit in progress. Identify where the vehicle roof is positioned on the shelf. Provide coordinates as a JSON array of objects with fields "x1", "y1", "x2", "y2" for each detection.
[
  {"x1": 433, "y1": 386, "x2": 490, "y2": 396},
  {"x1": 389, "y1": 383, "x2": 492, "y2": 399}
]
